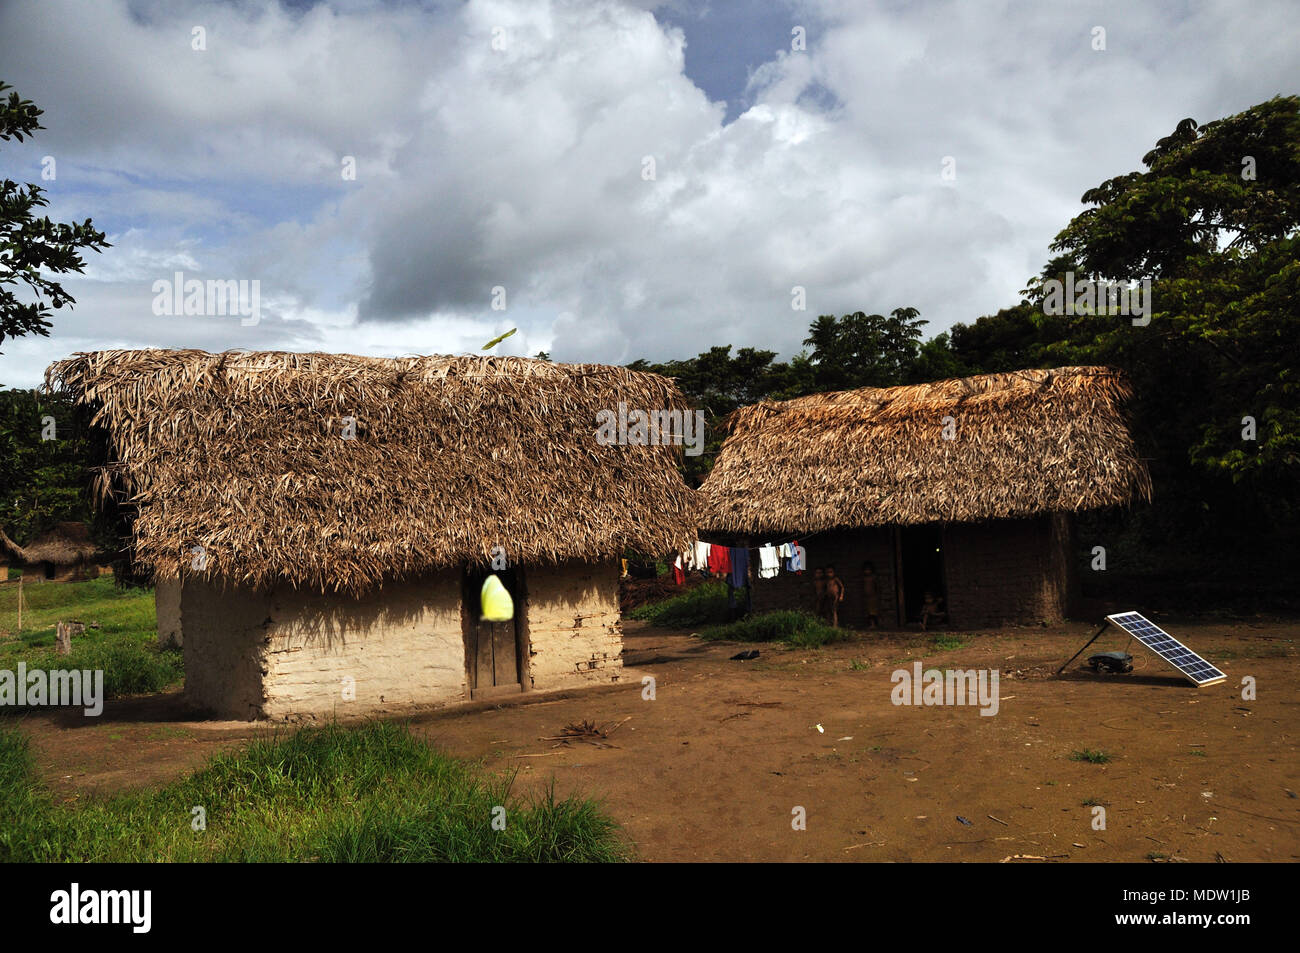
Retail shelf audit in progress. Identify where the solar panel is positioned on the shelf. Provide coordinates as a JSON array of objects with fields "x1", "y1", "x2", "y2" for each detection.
[{"x1": 1106, "y1": 611, "x2": 1226, "y2": 686}]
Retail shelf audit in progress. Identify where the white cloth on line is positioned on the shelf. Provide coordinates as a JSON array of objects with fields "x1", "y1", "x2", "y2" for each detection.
[
  {"x1": 692, "y1": 541, "x2": 711, "y2": 570},
  {"x1": 758, "y1": 544, "x2": 781, "y2": 579}
]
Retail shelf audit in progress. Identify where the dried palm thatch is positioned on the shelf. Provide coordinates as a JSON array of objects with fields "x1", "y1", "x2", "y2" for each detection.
[
  {"x1": 0, "y1": 522, "x2": 100, "y2": 566},
  {"x1": 46, "y1": 350, "x2": 697, "y2": 595},
  {"x1": 700, "y1": 366, "x2": 1152, "y2": 535}
]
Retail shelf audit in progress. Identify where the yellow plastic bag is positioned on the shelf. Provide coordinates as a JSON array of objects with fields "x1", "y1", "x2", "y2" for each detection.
[{"x1": 480, "y1": 574, "x2": 514, "y2": 622}]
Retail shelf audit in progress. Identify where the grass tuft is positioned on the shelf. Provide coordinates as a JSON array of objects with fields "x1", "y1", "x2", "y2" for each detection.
[
  {"x1": 697, "y1": 610, "x2": 848, "y2": 648},
  {"x1": 0, "y1": 721, "x2": 630, "y2": 862},
  {"x1": 628, "y1": 581, "x2": 734, "y2": 628},
  {"x1": 1070, "y1": 748, "x2": 1113, "y2": 765}
]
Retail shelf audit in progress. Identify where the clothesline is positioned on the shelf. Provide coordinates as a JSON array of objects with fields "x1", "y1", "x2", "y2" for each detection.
[{"x1": 673, "y1": 538, "x2": 807, "y2": 584}]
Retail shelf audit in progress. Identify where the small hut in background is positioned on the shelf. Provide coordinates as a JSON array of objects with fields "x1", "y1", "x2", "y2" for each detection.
[
  {"x1": 0, "y1": 522, "x2": 104, "y2": 583},
  {"x1": 699, "y1": 366, "x2": 1151, "y2": 627},
  {"x1": 48, "y1": 349, "x2": 696, "y2": 720}
]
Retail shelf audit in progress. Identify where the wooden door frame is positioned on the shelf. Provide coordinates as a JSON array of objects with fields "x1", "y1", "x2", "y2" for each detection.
[
  {"x1": 462, "y1": 565, "x2": 529, "y2": 700},
  {"x1": 893, "y1": 524, "x2": 952, "y2": 628}
]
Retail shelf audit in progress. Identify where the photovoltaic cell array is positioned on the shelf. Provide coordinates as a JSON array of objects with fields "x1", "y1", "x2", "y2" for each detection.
[{"x1": 1106, "y1": 611, "x2": 1226, "y2": 686}]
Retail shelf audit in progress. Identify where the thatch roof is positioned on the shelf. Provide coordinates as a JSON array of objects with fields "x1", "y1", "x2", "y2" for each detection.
[
  {"x1": 699, "y1": 366, "x2": 1152, "y2": 535},
  {"x1": 46, "y1": 349, "x2": 697, "y2": 595},
  {"x1": 0, "y1": 522, "x2": 100, "y2": 566}
]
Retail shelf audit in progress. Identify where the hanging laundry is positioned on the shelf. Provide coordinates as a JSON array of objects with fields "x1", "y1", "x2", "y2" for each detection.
[
  {"x1": 673, "y1": 554, "x2": 685, "y2": 585},
  {"x1": 788, "y1": 541, "x2": 806, "y2": 573},
  {"x1": 728, "y1": 546, "x2": 749, "y2": 589},
  {"x1": 691, "y1": 540, "x2": 712, "y2": 571},
  {"x1": 758, "y1": 544, "x2": 780, "y2": 579},
  {"x1": 708, "y1": 543, "x2": 731, "y2": 576}
]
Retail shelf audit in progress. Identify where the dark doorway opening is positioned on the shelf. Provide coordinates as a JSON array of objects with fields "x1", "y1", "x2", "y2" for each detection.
[
  {"x1": 43, "y1": 561, "x2": 56, "y2": 580},
  {"x1": 897, "y1": 525, "x2": 947, "y2": 624},
  {"x1": 462, "y1": 566, "x2": 526, "y2": 699}
]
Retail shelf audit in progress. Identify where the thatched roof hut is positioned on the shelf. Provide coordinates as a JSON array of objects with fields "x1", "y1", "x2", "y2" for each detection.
[
  {"x1": 701, "y1": 366, "x2": 1151, "y2": 535},
  {"x1": 48, "y1": 349, "x2": 696, "y2": 595},
  {"x1": 700, "y1": 366, "x2": 1151, "y2": 628},
  {"x1": 48, "y1": 349, "x2": 697, "y2": 719},
  {"x1": 0, "y1": 522, "x2": 102, "y2": 581}
]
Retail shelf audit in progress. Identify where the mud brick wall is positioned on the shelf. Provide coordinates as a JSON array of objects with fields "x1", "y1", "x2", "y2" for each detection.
[
  {"x1": 155, "y1": 577, "x2": 182, "y2": 648},
  {"x1": 180, "y1": 578, "x2": 274, "y2": 720},
  {"x1": 182, "y1": 570, "x2": 468, "y2": 721},
  {"x1": 181, "y1": 560, "x2": 623, "y2": 721},
  {"x1": 943, "y1": 515, "x2": 1068, "y2": 626},
  {"x1": 748, "y1": 528, "x2": 898, "y2": 628},
  {"x1": 523, "y1": 560, "x2": 623, "y2": 690},
  {"x1": 260, "y1": 569, "x2": 467, "y2": 721}
]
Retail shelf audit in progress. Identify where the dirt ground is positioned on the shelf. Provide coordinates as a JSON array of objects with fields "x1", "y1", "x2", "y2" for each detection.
[{"x1": 11, "y1": 617, "x2": 1299, "y2": 862}]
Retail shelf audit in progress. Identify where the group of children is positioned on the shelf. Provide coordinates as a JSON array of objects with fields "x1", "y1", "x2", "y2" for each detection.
[
  {"x1": 812, "y1": 562, "x2": 882, "y2": 628},
  {"x1": 811, "y1": 562, "x2": 946, "y2": 630}
]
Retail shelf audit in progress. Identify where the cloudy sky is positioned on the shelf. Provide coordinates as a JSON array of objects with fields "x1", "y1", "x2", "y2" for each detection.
[{"x1": 0, "y1": 0, "x2": 1296, "y2": 387}]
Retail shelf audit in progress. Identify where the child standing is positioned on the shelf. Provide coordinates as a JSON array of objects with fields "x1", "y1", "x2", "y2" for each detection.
[{"x1": 822, "y1": 566, "x2": 845, "y2": 628}]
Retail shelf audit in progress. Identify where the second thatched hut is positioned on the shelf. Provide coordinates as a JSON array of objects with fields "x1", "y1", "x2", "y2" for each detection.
[
  {"x1": 0, "y1": 522, "x2": 104, "y2": 583},
  {"x1": 698, "y1": 366, "x2": 1151, "y2": 627}
]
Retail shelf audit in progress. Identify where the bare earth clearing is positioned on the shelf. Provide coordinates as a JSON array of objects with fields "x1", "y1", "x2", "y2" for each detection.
[{"x1": 13, "y1": 618, "x2": 1299, "y2": 862}]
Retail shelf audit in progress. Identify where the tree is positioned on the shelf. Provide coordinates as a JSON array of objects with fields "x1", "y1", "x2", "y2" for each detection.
[
  {"x1": 802, "y1": 307, "x2": 927, "y2": 391},
  {"x1": 1020, "y1": 96, "x2": 1300, "y2": 539},
  {"x1": 0, "y1": 388, "x2": 95, "y2": 544},
  {"x1": 0, "y1": 81, "x2": 110, "y2": 355},
  {"x1": 905, "y1": 332, "x2": 970, "y2": 384},
  {"x1": 1044, "y1": 98, "x2": 1300, "y2": 281}
]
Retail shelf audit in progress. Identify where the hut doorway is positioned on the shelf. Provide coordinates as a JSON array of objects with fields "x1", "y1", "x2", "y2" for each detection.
[
  {"x1": 896, "y1": 525, "x2": 947, "y2": 625},
  {"x1": 462, "y1": 566, "x2": 526, "y2": 699}
]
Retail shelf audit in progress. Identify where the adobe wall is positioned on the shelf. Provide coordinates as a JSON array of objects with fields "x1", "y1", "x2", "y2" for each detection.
[
  {"x1": 181, "y1": 561, "x2": 623, "y2": 720},
  {"x1": 943, "y1": 516, "x2": 1068, "y2": 626},
  {"x1": 181, "y1": 570, "x2": 467, "y2": 721},
  {"x1": 180, "y1": 578, "x2": 272, "y2": 719},
  {"x1": 523, "y1": 560, "x2": 623, "y2": 690},
  {"x1": 155, "y1": 577, "x2": 182, "y2": 648}
]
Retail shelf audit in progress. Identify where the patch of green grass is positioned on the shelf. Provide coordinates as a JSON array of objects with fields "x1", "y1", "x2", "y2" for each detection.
[
  {"x1": 628, "y1": 581, "x2": 733, "y2": 628},
  {"x1": 849, "y1": 659, "x2": 870, "y2": 671},
  {"x1": 0, "y1": 721, "x2": 630, "y2": 862},
  {"x1": 147, "y1": 725, "x2": 192, "y2": 741},
  {"x1": 0, "y1": 577, "x2": 179, "y2": 700},
  {"x1": 1189, "y1": 749, "x2": 1207, "y2": 757},
  {"x1": 928, "y1": 633, "x2": 969, "y2": 652},
  {"x1": 697, "y1": 610, "x2": 848, "y2": 648},
  {"x1": 1081, "y1": 797, "x2": 1106, "y2": 807},
  {"x1": 1070, "y1": 748, "x2": 1113, "y2": 765}
]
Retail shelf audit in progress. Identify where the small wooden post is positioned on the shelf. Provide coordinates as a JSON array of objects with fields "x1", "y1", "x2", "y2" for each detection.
[
  {"x1": 15, "y1": 575, "x2": 21, "y2": 633},
  {"x1": 56, "y1": 621, "x2": 72, "y2": 656}
]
